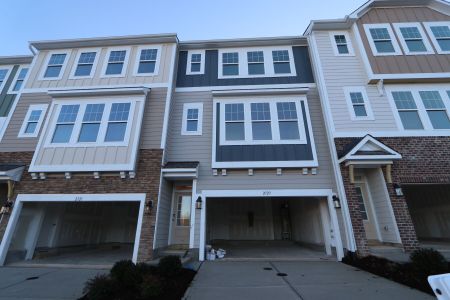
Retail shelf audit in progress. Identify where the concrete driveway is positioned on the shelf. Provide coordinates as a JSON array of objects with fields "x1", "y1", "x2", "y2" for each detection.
[
  {"x1": 185, "y1": 261, "x2": 433, "y2": 300},
  {"x1": 0, "y1": 266, "x2": 107, "y2": 300}
]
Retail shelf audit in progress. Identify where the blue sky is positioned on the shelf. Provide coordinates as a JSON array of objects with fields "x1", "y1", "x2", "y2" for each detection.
[{"x1": 1, "y1": 0, "x2": 363, "y2": 56}]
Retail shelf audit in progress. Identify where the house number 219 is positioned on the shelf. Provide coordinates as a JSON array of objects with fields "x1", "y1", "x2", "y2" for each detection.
[
  {"x1": 74, "y1": 196, "x2": 83, "y2": 201},
  {"x1": 263, "y1": 191, "x2": 271, "y2": 196}
]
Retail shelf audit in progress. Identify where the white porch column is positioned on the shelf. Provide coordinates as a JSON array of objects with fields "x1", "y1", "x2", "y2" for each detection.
[
  {"x1": 319, "y1": 200, "x2": 332, "y2": 256},
  {"x1": 327, "y1": 194, "x2": 344, "y2": 260}
]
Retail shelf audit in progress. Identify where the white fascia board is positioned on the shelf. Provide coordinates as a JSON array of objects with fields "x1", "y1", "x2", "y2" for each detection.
[
  {"x1": 16, "y1": 193, "x2": 146, "y2": 202},
  {"x1": 211, "y1": 160, "x2": 318, "y2": 169},
  {"x1": 201, "y1": 188, "x2": 333, "y2": 198}
]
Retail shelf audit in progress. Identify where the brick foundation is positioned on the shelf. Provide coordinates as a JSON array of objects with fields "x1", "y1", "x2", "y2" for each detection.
[
  {"x1": 0, "y1": 149, "x2": 163, "y2": 262},
  {"x1": 335, "y1": 136, "x2": 450, "y2": 254}
]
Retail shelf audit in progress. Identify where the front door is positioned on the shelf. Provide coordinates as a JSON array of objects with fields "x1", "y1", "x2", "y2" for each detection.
[
  {"x1": 170, "y1": 194, "x2": 191, "y2": 245},
  {"x1": 354, "y1": 183, "x2": 377, "y2": 240}
]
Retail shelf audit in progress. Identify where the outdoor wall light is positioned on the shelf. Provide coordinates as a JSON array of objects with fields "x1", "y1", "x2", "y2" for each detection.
[
  {"x1": 145, "y1": 200, "x2": 153, "y2": 213},
  {"x1": 393, "y1": 183, "x2": 403, "y2": 196},
  {"x1": 332, "y1": 195, "x2": 341, "y2": 209},
  {"x1": 196, "y1": 196, "x2": 202, "y2": 210}
]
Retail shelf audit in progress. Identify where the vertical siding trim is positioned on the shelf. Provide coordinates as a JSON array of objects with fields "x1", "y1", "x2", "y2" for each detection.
[{"x1": 308, "y1": 32, "x2": 356, "y2": 251}]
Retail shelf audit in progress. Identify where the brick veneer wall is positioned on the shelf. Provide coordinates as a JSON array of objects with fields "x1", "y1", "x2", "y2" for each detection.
[
  {"x1": 0, "y1": 149, "x2": 163, "y2": 262},
  {"x1": 335, "y1": 136, "x2": 450, "y2": 254}
]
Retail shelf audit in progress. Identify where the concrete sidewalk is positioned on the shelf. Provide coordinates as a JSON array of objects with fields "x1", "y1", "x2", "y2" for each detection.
[
  {"x1": 185, "y1": 261, "x2": 433, "y2": 300},
  {"x1": 0, "y1": 266, "x2": 107, "y2": 300}
]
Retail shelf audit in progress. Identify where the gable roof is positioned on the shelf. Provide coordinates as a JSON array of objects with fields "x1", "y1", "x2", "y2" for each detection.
[{"x1": 338, "y1": 135, "x2": 402, "y2": 163}]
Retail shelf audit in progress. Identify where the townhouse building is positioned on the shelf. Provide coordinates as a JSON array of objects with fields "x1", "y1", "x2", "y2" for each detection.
[
  {"x1": 157, "y1": 37, "x2": 351, "y2": 261},
  {"x1": 306, "y1": 0, "x2": 450, "y2": 256},
  {"x1": 0, "y1": 34, "x2": 178, "y2": 265}
]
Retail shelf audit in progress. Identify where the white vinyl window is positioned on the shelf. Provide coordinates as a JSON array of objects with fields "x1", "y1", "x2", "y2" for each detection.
[
  {"x1": 272, "y1": 50, "x2": 291, "y2": 74},
  {"x1": 41, "y1": 51, "x2": 70, "y2": 80},
  {"x1": 424, "y1": 22, "x2": 450, "y2": 54},
  {"x1": 330, "y1": 32, "x2": 354, "y2": 56},
  {"x1": 364, "y1": 24, "x2": 402, "y2": 56},
  {"x1": 388, "y1": 88, "x2": 450, "y2": 131},
  {"x1": 181, "y1": 103, "x2": 203, "y2": 135},
  {"x1": 222, "y1": 52, "x2": 239, "y2": 76},
  {"x1": 134, "y1": 47, "x2": 160, "y2": 76},
  {"x1": 105, "y1": 103, "x2": 131, "y2": 142},
  {"x1": 78, "y1": 104, "x2": 105, "y2": 142},
  {"x1": 247, "y1": 51, "x2": 265, "y2": 75},
  {"x1": 52, "y1": 104, "x2": 80, "y2": 143},
  {"x1": 186, "y1": 50, "x2": 205, "y2": 75},
  {"x1": 0, "y1": 68, "x2": 11, "y2": 91},
  {"x1": 102, "y1": 48, "x2": 130, "y2": 77},
  {"x1": 10, "y1": 67, "x2": 29, "y2": 93},
  {"x1": 393, "y1": 23, "x2": 433, "y2": 55},
  {"x1": 18, "y1": 104, "x2": 48, "y2": 138},
  {"x1": 344, "y1": 87, "x2": 374, "y2": 120},
  {"x1": 70, "y1": 49, "x2": 100, "y2": 79},
  {"x1": 218, "y1": 97, "x2": 307, "y2": 145}
]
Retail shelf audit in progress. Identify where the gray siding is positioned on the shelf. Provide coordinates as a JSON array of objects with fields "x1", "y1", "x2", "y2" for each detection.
[
  {"x1": 141, "y1": 87, "x2": 167, "y2": 149},
  {"x1": 154, "y1": 178, "x2": 173, "y2": 249},
  {"x1": 166, "y1": 88, "x2": 337, "y2": 191},
  {"x1": 357, "y1": 6, "x2": 450, "y2": 74},
  {"x1": 176, "y1": 46, "x2": 314, "y2": 87}
]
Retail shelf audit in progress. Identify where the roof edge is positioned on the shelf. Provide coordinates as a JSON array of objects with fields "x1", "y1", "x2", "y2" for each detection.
[
  {"x1": 0, "y1": 55, "x2": 34, "y2": 65},
  {"x1": 180, "y1": 36, "x2": 307, "y2": 50}
]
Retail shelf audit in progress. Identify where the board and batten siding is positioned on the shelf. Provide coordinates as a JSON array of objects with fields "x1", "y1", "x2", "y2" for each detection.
[
  {"x1": 313, "y1": 30, "x2": 398, "y2": 133},
  {"x1": 166, "y1": 88, "x2": 337, "y2": 191},
  {"x1": 356, "y1": 7, "x2": 450, "y2": 74},
  {"x1": 0, "y1": 65, "x2": 19, "y2": 117},
  {"x1": 26, "y1": 44, "x2": 174, "y2": 90}
]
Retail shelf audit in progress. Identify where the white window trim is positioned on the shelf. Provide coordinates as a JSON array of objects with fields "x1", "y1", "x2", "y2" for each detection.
[
  {"x1": 186, "y1": 50, "x2": 205, "y2": 75},
  {"x1": 329, "y1": 31, "x2": 355, "y2": 56},
  {"x1": 216, "y1": 96, "x2": 307, "y2": 146},
  {"x1": 363, "y1": 23, "x2": 403, "y2": 56},
  {"x1": 38, "y1": 50, "x2": 72, "y2": 81},
  {"x1": 43, "y1": 96, "x2": 140, "y2": 148},
  {"x1": 100, "y1": 47, "x2": 131, "y2": 78},
  {"x1": 68, "y1": 48, "x2": 101, "y2": 79},
  {"x1": 181, "y1": 103, "x2": 203, "y2": 135},
  {"x1": 217, "y1": 46, "x2": 297, "y2": 79},
  {"x1": 8, "y1": 65, "x2": 30, "y2": 94},
  {"x1": 386, "y1": 85, "x2": 450, "y2": 132},
  {"x1": 392, "y1": 22, "x2": 434, "y2": 55},
  {"x1": 0, "y1": 66, "x2": 13, "y2": 92},
  {"x1": 343, "y1": 87, "x2": 374, "y2": 121},
  {"x1": 17, "y1": 104, "x2": 48, "y2": 138},
  {"x1": 132, "y1": 45, "x2": 162, "y2": 77},
  {"x1": 423, "y1": 21, "x2": 450, "y2": 54}
]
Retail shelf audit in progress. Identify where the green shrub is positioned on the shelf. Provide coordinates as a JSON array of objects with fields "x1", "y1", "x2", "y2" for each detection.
[
  {"x1": 110, "y1": 260, "x2": 142, "y2": 299},
  {"x1": 140, "y1": 274, "x2": 163, "y2": 298},
  {"x1": 83, "y1": 274, "x2": 116, "y2": 300},
  {"x1": 158, "y1": 255, "x2": 182, "y2": 277},
  {"x1": 410, "y1": 248, "x2": 447, "y2": 276}
]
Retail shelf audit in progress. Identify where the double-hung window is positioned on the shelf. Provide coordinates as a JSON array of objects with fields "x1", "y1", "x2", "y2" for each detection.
[
  {"x1": 344, "y1": 87, "x2": 374, "y2": 120},
  {"x1": 424, "y1": 22, "x2": 450, "y2": 54},
  {"x1": 181, "y1": 103, "x2": 203, "y2": 135},
  {"x1": 186, "y1": 50, "x2": 205, "y2": 75},
  {"x1": 0, "y1": 69, "x2": 9, "y2": 90},
  {"x1": 335, "y1": 35, "x2": 349, "y2": 54},
  {"x1": 419, "y1": 91, "x2": 450, "y2": 129},
  {"x1": 52, "y1": 105, "x2": 80, "y2": 143},
  {"x1": 104, "y1": 50, "x2": 128, "y2": 76},
  {"x1": 74, "y1": 52, "x2": 97, "y2": 77},
  {"x1": 391, "y1": 91, "x2": 423, "y2": 130},
  {"x1": 18, "y1": 104, "x2": 48, "y2": 138},
  {"x1": 251, "y1": 103, "x2": 271, "y2": 140},
  {"x1": 44, "y1": 53, "x2": 67, "y2": 79},
  {"x1": 364, "y1": 24, "x2": 402, "y2": 55},
  {"x1": 222, "y1": 52, "x2": 239, "y2": 76},
  {"x1": 224, "y1": 103, "x2": 245, "y2": 141},
  {"x1": 190, "y1": 54, "x2": 202, "y2": 72},
  {"x1": 393, "y1": 23, "x2": 433, "y2": 55},
  {"x1": 11, "y1": 67, "x2": 28, "y2": 92},
  {"x1": 78, "y1": 104, "x2": 105, "y2": 142},
  {"x1": 247, "y1": 51, "x2": 265, "y2": 75},
  {"x1": 277, "y1": 102, "x2": 300, "y2": 140},
  {"x1": 272, "y1": 50, "x2": 291, "y2": 74},
  {"x1": 105, "y1": 103, "x2": 131, "y2": 142},
  {"x1": 136, "y1": 48, "x2": 158, "y2": 74}
]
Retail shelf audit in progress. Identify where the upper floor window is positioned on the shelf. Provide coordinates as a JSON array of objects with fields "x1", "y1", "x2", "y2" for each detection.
[
  {"x1": 272, "y1": 50, "x2": 291, "y2": 74},
  {"x1": 52, "y1": 104, "x2": 80, "y2": 143},
  {"x1": 344, "y1": 87, "x2": 374, "y2": 120},
  {"x1": 330, "y1": 32, "x2": 354, "y2": 56},
  {"x1": 181, "y1": 103, "x2": 203, "y2": 135},
  {"x1": 424, "y1": 22, "x2": 450, "y2": 54},
  {"x1": 389, "y1": 88, "x2": 450, "y2": 131},
  {"x1": 105, "y1": 103, "x2": 131, "y2": 142},
  {"x1": 222, "y1": 52, "x2": 239, "y2": 76},
  {"x1": 136, "y1": 48, "x2": 158, "y2": 75},
  {"x1": 71, "y1": 50, "x2": 99, "y2": 78},
  {"x1": 393, "y1": 23, "x2": 433, "y2": 55},
  {"x1": 0, "y1": 69, "x2": 10, "y2": 90},
  {"x1": 186, "y1": 50, "x2": 205, "y2": 75},
  {"x1": 364, "y1": 24, "x2": 402, "y2": 56},
  {"x1": 247, "y1": 51, "x2": 265, "y2": 75},
  {"x1": 18, "y1": 104, "x2": 48, "y2": 138},
  {"x1": 10, "y1": 67, "x2": 28, "y2": 93},
  {"x1": 78, "y1": 104, "x2": 105, "y2": 142},
  {"x1": 43, "y1": 53, "x2": 68, "y2": 79},
  {"x1": 102, "y1": 48, "x2": 130, "y2": 77},
  {"x1": 219, "y1": 97, "x2": 307, "y2": 145}
]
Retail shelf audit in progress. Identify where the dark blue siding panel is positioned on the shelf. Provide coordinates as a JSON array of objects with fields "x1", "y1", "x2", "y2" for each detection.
[
  {"x1": 176, "y1": 47, "x2": 314, "y2": 87},
  {"x1": 215, "y1": 102, "x2": 314, "y2": 163},
  {"x1": 0, "y1": 66, "x2": 18, "y2": 117}
]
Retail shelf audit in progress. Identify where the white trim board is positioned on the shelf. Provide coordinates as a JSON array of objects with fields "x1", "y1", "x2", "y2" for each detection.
[
  {"x1": 175, "y1": 83, "x2": 316, "y2": 93},
  {"x1": 0, "y1": 193, "x2": 146, "y2": 265},
  {"x1": 338, "y1": 135, "x2": 402, "y2": 164}
]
